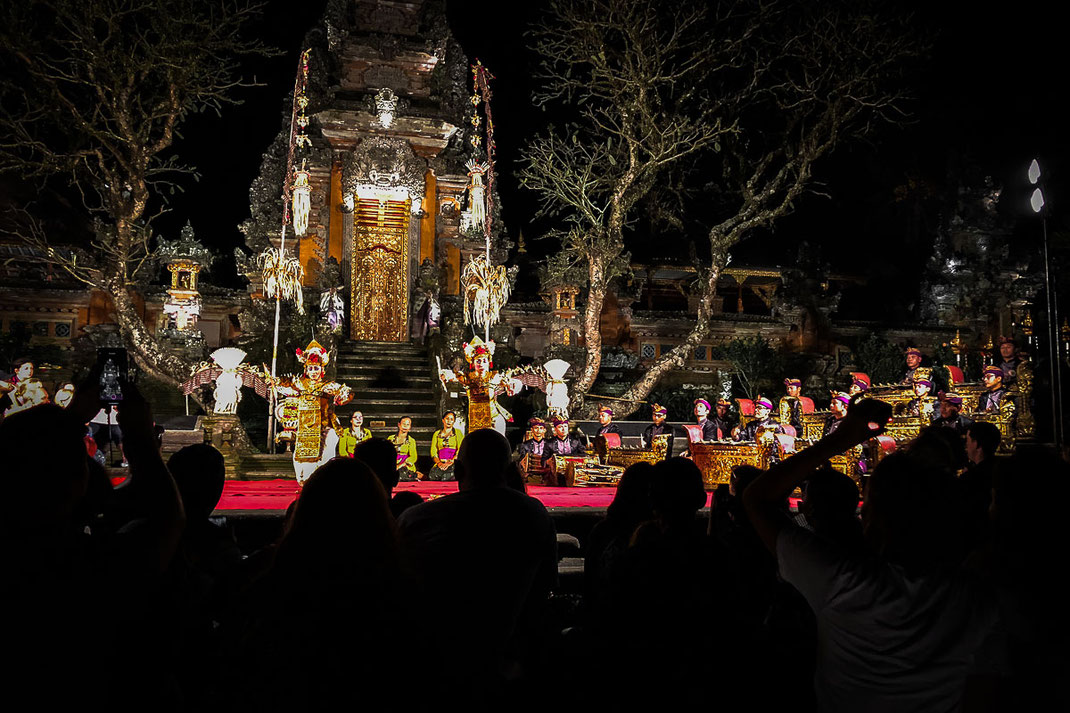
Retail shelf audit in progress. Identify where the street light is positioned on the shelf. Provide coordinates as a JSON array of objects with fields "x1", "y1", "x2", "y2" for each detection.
[{"x1": 1029, "y1": 158, "x2": 1063, "y2": 449}]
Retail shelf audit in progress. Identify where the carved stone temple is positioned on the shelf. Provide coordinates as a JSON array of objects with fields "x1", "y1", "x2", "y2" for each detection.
[{"x1": 241, "y1": 0, "x2": 489, "y2": 343}]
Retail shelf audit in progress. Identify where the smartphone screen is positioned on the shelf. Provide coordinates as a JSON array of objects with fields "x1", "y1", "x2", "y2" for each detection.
[{"x1": 98, "y1": 347, "x2": 128, "y2": 403}]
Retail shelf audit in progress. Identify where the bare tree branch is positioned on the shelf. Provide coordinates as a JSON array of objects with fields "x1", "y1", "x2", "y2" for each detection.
[
  {"x1": 0, "y1": 0, "x2": 273, "y2": 386},
  {"x1": 522, "y1": 0, "x2": 924, "y2": 412}
]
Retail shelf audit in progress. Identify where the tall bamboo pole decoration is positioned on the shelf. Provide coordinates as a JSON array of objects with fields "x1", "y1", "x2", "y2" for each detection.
[
  {"x1": 473, "y1": 61, "x2": 497, "y2": 343},
  {"x1": 267, "y1": 48, "x2": 312, "y2": 452}
]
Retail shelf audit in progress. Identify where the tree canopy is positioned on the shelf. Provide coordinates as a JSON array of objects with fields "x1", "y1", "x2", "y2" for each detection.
[
  {"x1": 521, "y1": 0, "x2": 925, "y2": 413},
  {"x1": 0, "y1": 0, "x2": 271, "y2": 384}
]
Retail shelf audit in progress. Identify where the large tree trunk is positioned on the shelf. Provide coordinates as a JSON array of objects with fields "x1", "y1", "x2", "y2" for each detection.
[
  {"x1": 109, "y1": 278, "x2": 218, "y2": 420},
  {"x1": 109, "y1": 277, "x2": 193, "y2": 386},
  {"x1": 615, "y1": 263, "x2": 723, "y2": 416},
  {"x1": 571, "y1": 257, "x2": 609, "y2": 406}
]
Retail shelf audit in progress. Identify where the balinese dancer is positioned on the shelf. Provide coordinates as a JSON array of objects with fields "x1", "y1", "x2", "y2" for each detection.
[
  {"x1": 438, "y1": 337, "x2": 523, "y2": 434},
  {"x1": 267, "y1": 339, "x2": 353, "y2": 485},
  {"x1": 390, "y1": 416, "x2": 419, "y2": 481}
]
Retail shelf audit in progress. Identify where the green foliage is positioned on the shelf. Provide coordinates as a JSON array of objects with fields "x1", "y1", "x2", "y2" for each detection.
[
  {"x1": 645, "y1": 384, "x2": 712, "y2": 422},
  {"x1": 237, "y1": 297, "x2": 328, "y2": 379},
  {"x1": 712, "y1": 337, "x2": 785, "y2": 399},
  {"x1": 852, "y1": 332, "x2": 903, "y2": 385}
]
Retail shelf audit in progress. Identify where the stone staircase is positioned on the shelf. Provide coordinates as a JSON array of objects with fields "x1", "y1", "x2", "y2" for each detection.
[
  {"x1": 332, "y1": 340, "x2": 441, "y2": 442},
  {"x1": 235, "y1": 340, "x2": 441, "y2": 479}
]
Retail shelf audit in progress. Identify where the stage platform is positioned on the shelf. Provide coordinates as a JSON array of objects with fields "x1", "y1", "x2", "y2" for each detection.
[{"x1": 203, "y1": 480, "x2": 651, "y2": 514}]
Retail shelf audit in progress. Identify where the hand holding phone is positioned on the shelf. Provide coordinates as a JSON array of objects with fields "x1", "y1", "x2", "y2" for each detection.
[
  {"x1": 829, "y1": 398, "x2": 892, "y2": 446},
  {"x1": 97, "y1": 347, "x2": 129, "y2": 404}
]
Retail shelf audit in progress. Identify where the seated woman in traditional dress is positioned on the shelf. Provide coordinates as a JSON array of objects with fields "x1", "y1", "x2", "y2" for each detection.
[
  {"x1": 337, "y1": 411, "x2": 372, "y2": 458},
  {"x1": 388, "y1": 416, "x2": 419, "y2": 481},
  {"x1": 428, "y1": 410, "x2": 464, "y2": 481}
]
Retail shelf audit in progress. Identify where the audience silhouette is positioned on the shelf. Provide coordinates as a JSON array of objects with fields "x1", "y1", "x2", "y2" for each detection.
[
  {"x1": 397, "y1": 428, "x2": 557, "y2": 706},
  {"x1": 2, "y1": 379, "x2": 1061, "y2": 712}
]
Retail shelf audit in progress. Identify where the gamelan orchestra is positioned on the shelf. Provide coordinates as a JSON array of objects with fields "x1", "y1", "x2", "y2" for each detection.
[
  {"x1": 3, "y1": 335, "x2": 1036, "y2": 491},
  {"x1": 500, "y1": 338, "x2": 1035, "y2": 491}
]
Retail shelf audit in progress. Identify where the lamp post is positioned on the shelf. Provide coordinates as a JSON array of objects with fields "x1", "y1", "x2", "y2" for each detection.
[{"x1": 1029, "y1": 159, "x2": 1063, "y2": 448}]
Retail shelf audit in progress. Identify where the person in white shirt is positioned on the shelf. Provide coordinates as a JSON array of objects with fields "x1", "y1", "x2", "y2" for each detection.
[{"x1": 743, "y1": 398, "x2": 1004, "y2": 712}]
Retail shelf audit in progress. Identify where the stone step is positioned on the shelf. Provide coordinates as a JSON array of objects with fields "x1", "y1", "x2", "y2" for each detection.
[
  {"x1": 339, "y1": 343, "x2": 428, "y2": 357},
  {"x1": 335, "y1": 355, "x2": 428, "y2": 367},
  {"x1": 336, "y1": 386, "x2": 432, "y2": 396},
  {"x1": 335, "y1": 362, "x2": 429, "y2": 374},
  {"x1": 339, "y1": 373, "x2": 435, "y2": 382},
  {"x1": 339, "y1": 407, "x2": 439, "y2": 421},
  {"x1": 335, "y1": 346, "x2": 428, "y2": 357},
  {"x1": 344, "y1": 393, "x2": 440, "y2": 404},
  {"x1": 348, "y1": 408, "x2": 440, "y2": 419},
  {"x1": 335, "y1": 372, "x2": 432, "y2": 383}
]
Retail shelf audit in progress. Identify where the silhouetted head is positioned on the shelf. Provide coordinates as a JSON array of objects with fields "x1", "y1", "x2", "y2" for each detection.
[
  {"x1": 802, "y1": 467, "x2": 860, "y2": 531},
  {"x1": 651, "y1": 457, "x2": 706, "y2": 524},
  {"x1": 966, "y1": 421, "x2": 1001, "y2": 465},
  {"x1": 279, "y1": 458, "x2": 398, "y2": 574},
  {"x1": 606, "y1": 461, "x2": 655, "y2": 526},
  {"x1": 0, "y1": 404, "x2": 89, "y2": 533},
  {"x1": 729, "y1": 464, "x2": 763, "y2": 497},
  {"x1": 505, "y1": 460, "x2": 526, "y2": 494},
  {"x1": 862, "y1": 451, "x2": 959, "y2": 572},
  {"x1": 168, "y1": 443, "x2": 226, "y2": 522},
  {"x1": 911, "y1": 427, "x2": 966, "y2": 471},
  {"x1": 455, "y1": 428, "x2": 511, "y2": 490},
  {"x1": 353, "y1": 437, "x2": 401, "y2": 494}
]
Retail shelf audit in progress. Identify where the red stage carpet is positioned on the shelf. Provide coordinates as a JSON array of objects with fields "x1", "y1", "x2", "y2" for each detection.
[
  {"x1": 108, "y1": 475, "x2": 719, "y2": 513},
  {"x1": 208, "y1": 480, "x2": 631, "y2": 512},
  {"x1": 110, "y1": 476, "x2": 717, "y2": 512}
]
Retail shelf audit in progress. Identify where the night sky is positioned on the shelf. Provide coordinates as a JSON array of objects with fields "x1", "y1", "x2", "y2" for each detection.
[{"x1": 156, "y1": 1, "x2": 1065, "y2": 306}]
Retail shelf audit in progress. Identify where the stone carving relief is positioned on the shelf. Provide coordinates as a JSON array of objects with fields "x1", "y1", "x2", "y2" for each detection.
[{"x1": 342, "y1": 137, "x2": 427, "y2": 211}]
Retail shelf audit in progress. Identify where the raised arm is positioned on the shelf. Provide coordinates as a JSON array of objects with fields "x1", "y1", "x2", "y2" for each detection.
[
  {"x1": 116, "y1": 383, "x2": 186, "y2": 573},
  {"x1": 743, "y1": 398, "x2": 891, "y2": 554}
]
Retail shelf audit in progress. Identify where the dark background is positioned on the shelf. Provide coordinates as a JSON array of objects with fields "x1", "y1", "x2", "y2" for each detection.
[{"x1": 152, "y1": 1, "x2": 1067, "y2": 306}]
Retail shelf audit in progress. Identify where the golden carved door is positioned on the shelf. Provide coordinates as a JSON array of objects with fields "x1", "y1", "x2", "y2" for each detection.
[{"x1": 350, "y1": 197, "x2": 411, "y2": 341}]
